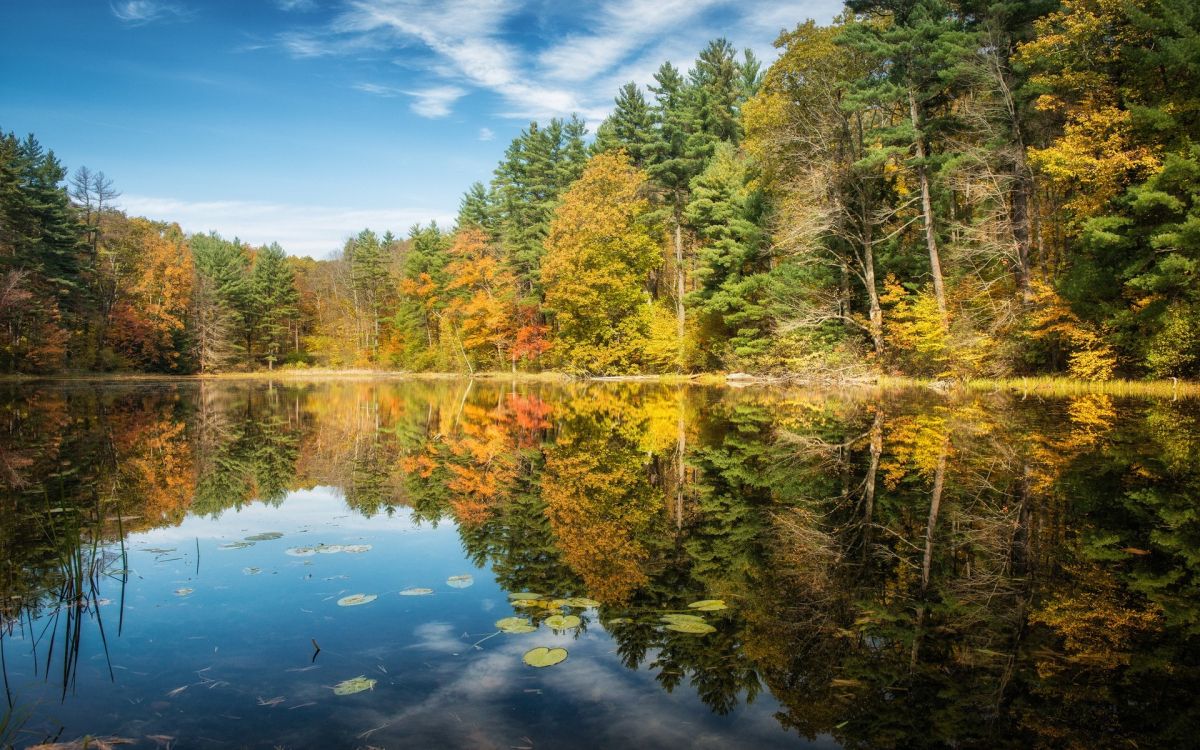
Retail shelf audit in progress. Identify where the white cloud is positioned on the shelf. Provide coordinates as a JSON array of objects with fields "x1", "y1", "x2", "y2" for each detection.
[
  {"x1": 353, "y1": 81, "x2": 401, "y2": 97},
  {"x1": 276, "y1": 0, "x2": 318, "y2": 10},
  {"x1": 111, "y1": 0, "x2": 191, "y2": 25},
  {"x1": 121, "y1": 194, "x2": 454, "y2": 257},
  {"x1": 406, "y1": 85, "x2": 467, "y2": 118},
  {"x1": 478, "y1": 127, "x2": 494, "y2": 141},
  {"x1": 537, "y1": 0, "x2": 724, "y2": 83},
  {"x1": 277, "y1": 0, "x2": 841, "y2": 124}
]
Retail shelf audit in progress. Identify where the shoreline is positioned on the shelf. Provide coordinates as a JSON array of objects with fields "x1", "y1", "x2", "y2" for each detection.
[{"x1": 1, "y1": 369, "x2": 1197, "y2": 398}]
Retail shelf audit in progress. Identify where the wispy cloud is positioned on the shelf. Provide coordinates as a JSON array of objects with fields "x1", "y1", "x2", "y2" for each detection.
[
  {"x1": 354, "y1": 82, "x2": 467, "y2": 117},
  {"x1": 353, "y1": 81, "x2": 401, "y2": 97},
  {"x1": 121, "y1": 194, "x2": 454, "y2": 257},
  {"x1": 110, "y1": 0, "x2": 191, "y2": 25},
  {"x1": 478, "y1": 127, "x2": 494, "y2": 141},
  {"x1": 275, "y1": 0, "x2": 318, "y2": 11},
  {"x1": 407, "y1": 85, "x2": 466, "y2": 117},
  {"x1": 274, "y1": 0, "x2": 839, "y2": 124}
]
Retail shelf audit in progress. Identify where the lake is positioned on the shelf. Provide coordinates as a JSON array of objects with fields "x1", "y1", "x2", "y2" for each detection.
[{"x1": 1, "y1": 379, "x2": 1198, "y2": 749}]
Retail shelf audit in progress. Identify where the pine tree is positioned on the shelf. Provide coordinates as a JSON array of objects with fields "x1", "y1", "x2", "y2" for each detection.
[
  {"x1": 684, "y1": 143, "x2": 770, "y2": 362},
  {"x1": 842, "y1": 0, "x2": 976, "y2": 321},
  {"x1": 252, "y1": 242, "x2": 299, "y2": 368},
  {"x1": 457, "y1": 181, "x2": 496, "y2": 235},
  {"x1": 593, "y1": 83, "x2": 655, "y2": 167}
]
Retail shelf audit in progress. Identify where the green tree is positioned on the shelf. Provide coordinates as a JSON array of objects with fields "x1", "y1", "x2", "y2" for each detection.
[{"x1": 594, "y1": 83, "x2": 656, "y2": 167}]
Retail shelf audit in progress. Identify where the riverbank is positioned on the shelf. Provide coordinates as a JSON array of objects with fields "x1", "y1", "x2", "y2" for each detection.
[{"x1": 2, "y1": 369, "x2": 1197, "y2": 397}]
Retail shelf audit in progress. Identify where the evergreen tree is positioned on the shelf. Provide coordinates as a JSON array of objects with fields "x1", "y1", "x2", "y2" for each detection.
[
  {"x1": 593, "y1": 83, "x2": 656, "y2": 167},
  {"x1": 456, "y1": 181, "x2": 496, "y2": 235},
  {"x1": 841, "y1": 0, "x2": 976, "y2": 320},
  {"x1": 684, "y1": 144, "x2": 772, "y2": 363},
  {"x1": 252, "y1": 242, "x2": 299, "y2": 367}
]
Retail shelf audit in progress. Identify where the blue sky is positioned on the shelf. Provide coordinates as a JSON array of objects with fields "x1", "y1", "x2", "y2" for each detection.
[{"x1": 1, "y1": 0, "x2": 843, "y2": 257}]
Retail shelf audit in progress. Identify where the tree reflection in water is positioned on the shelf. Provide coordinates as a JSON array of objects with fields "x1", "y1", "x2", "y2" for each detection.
[{"x1": 1, "y1": 380, "x2": 1198, "y2": 748}]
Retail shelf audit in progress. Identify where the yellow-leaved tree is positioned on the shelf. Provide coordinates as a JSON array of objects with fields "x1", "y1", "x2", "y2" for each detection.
[{"x1": 542, "y1": 151, "x2": 659, "y2": 374}]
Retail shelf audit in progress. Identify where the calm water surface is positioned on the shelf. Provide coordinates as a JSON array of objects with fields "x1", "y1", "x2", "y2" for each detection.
[{"x1": 1, "y1": 380, "x2": 1198, "y2": 749}]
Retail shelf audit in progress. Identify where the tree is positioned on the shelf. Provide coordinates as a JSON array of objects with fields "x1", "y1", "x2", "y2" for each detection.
[
  {"x1": 594, "y1": 83, "x2": 656, "y2": 167},
  {"x1": 684, "y1": 143, "x2": 771, "y2": 364},
  {"x1": 456, "y1": 181, "x2": 496, "y2": 235},
  {"x1": 105, "y1": 219, "x2": 192, "y2": 371},
  {"x1": 842, "y1": 0, "x2": 976, "y2": 322},
  {"x1": 251, "y1": 242, "x2": 299, "y2": 368},
  {"x1": 190, "y1": 233, "x2": 250, "y2": 370},
  {"x1": 542, "y1": 152, "x2": 660, "y2": 374}
]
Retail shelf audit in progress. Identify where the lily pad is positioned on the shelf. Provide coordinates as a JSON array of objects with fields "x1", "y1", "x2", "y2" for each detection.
[
  {"x1": 399, "y1": 587, "x2": 434, "y2": 596},
  {"x1": 316, "y1": 544, "x2": 345, "y2": 554},
  {"x1": 219, "y1": 541, "x2": 254, "y2": 550},
  {"x1": 606, "y1": 617, "x2": 633, "y2": 625},
  {"x1": 337, "y1": 593, "x2": 377, "y2": 607},
  {"x1": 508, "y1": 592, "x2": 543, "y2": 601},
  {"x1": 564, "y1": 597, "x2": 601, "y2": 608},
  {"x1": 343, "y1": 544, "x2": 372, "y2": 554},
  {"x1": 446, "y1": 574, "x2": 474, "y2": 589},
  {"x1": 546, "y1": 598, "x2": 570, "y2": 609},
  {"x1": 285, "y1": 546, "x2": 317, "y2": 557},
  {"x1": 687, "y1": 599, "x2": 728, "y2": 611},
  {"x1": 245, "y1": 532, "x2": 283, "y2": 542},
  {"x1": 522, "y1": 646, "x2": 568, "y2": 668},
  {"x1": 665, "y1": 621, "x2": 717, "y2": 634},
  {"x1": 510, "y1": 599, "x2": 540, "y2": 608},
  {"x1": 332, "y1": 676, "x2": 377, "y2": 695},
  {"x1": 544, "y1": 614, "x2": 581, "y2": 629},
  {"x1": 173, "y1": 588, "x2": 193, "y2": 597},
  {"x1": 661, "y1": 613, "x2": 708, "y2": 625},
  {"x1": 496, "y1": 617, "x2": 537, "y2": 634}
]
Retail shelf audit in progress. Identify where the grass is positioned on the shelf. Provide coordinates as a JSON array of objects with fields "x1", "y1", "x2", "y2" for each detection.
[
  {"x1": 3, "y1": 368, "x2": 1197, "y2": 397},
  {"x1": 961, "y1": 376, "x2": 1200, "y2": 399}
]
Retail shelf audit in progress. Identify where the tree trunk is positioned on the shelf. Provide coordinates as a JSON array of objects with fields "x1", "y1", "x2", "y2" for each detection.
[
  {"x1": 1010, "y1": 151, "x2": 1035, "y2": 304},
  {"x1": 674, "y1": 217, "x2": 685, "y2": 357},
  {"x1": 908, "y1": 87, "x2": 948, "y2": 322},
  {"x1": 863, "y1": 218, "x2": 884, "y2": 357}
]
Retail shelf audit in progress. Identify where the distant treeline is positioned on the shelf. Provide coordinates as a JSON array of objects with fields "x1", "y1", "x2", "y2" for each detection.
[{"x1": 2, "y1": 0, "x2": 1198, "y2": 378}]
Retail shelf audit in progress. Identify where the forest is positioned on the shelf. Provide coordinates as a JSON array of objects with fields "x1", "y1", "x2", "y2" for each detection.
[{"x1": 1, "y1": 0, "x2": 1198, "y2": 379}]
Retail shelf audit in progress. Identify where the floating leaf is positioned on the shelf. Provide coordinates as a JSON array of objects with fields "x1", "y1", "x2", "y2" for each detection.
[
  {"x1": 564, "y1": 597, "x2": 601, "y2": 608},
  {"x1": 446, "y1": 574, "x2": 474, "y2": 589},
  {"x1": 399, "y1": 588, "x2": 433, "y2": 596},
  {"x1": 661, "y1": 614, "x2": 707, "y2": 625},
  {"x1": 242, "y1": 567, "x2": 262, "y2": 576},
  {"x1": 606, "y1": 617, "x2": 632, "y2": 625},
  {"x1": 522, "y1": 647, "x2": 568, "y2": 668},
  {"x1": 285, "y1": 547, "x2": 316, "y2": 557},
  {"x1": 343, "y1": 545, "x2": 372, "y2": 554},
  {"x1": 687, "y1": 599, "x2": 728, "y2": 611},
  {"x1": 496, "y1": 617, "x2": 537, "y2": 634},
  {"x1": 173, "y1": 588, "x2": 193, "y2": 597},
  {"x1": 219, "y1": 541, "x2": 254, "y2": 550},
  {"x1": 316, "y1": 544, "x2": 345, "y2": 554},
  {"x1": 332, "y1": 676, "x2": 377, "y2": 695},
  {"x1": 245, "y1": 532, "x2": 283, "y2": 542},
  {"x1": 665, "y1": 621, "x2": 716, "y2": 634},
  {"x1": 508, "y1": 592, "x2": 543, "y2": 601},
  {"x1": 544, "y1": 614, "x2": 581, "y2": 629},
  {"x1": 510, "y1": 599, "x2": 540, "y2": 608},
  {"x1": 546, "y1": 598, "x2": 569, "y2": 609},
  {"x1": 337, "y1": 594, "x2": 377, "y2": 607}
]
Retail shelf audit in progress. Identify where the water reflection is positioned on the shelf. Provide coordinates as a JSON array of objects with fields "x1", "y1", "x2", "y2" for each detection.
[{"x1": 1, "y1": 380, "x2": 1199, "y2": 748}]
